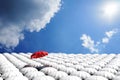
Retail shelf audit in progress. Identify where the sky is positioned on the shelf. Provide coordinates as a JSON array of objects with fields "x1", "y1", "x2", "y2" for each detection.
[{"x1": 0, "y1": 0, "x2": 120, "y2": 53}]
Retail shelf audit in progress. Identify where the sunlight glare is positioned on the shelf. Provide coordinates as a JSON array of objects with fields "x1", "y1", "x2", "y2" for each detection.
[{"x1": 102, "y1": 2, "x2": 119, "y2": 20}]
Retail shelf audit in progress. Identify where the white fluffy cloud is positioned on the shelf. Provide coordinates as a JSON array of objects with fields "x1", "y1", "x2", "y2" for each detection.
[
  {"x1": 0, "y1": 26, "x2": 24, "y2": 49},
  {"x1": 0, "y1": 0, "x2": 61, "y2": 49},
  {"x1": 80, "y1": 29, "x2": 118, "y2": 53},
  {"x1": 102, "y1": 29, "x2": 117, "y2": 44},
  {"x1": 80, "y1": 34, "x2": 98, "y2": 53},
  {"x1": 102, "y1": 38, "x2": 109, "y2": 43}
]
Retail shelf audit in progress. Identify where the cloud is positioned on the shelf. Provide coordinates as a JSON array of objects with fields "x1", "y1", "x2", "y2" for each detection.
[
  {"x1": 102, "y1": 38, "x2": 109, "y2": 43},
  {"x1": 0, "y1": 26, "x2": 24, "y2": 49},
  {"x1": 102, "y1": 29, "x2": 117, "y2": 43},
  {"x1": 106, "y1": 30, "x2": 117, "y2": 38},
  {"x1": 80, "y1": 34, "x2": 98, "y2": 53},
  {"x1": 80, "y1": 29, "x2": 118, "y2": 53},
  {"x1": 0, "y1": 0, "x2": 61, "y2": 49}
]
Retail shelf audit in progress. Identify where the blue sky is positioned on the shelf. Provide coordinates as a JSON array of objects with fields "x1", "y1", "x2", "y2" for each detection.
[{"x1": 0, "y1": 0, "x2": 120, "y2": 53}]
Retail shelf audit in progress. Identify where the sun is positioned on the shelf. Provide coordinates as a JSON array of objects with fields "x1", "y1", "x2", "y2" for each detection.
[{"x1": 101, "y1": 2, "x2": 119, "y2": 20}]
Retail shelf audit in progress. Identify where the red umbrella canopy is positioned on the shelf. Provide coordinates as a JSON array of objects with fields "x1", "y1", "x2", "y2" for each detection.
[{"x1": 31, "y1": 51, "x2": 48, "y2": 59}]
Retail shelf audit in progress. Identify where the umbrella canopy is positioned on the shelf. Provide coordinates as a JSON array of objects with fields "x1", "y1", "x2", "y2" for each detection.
[{"x1": 31, "y1": 51, "x2": 48, "y2": 59}]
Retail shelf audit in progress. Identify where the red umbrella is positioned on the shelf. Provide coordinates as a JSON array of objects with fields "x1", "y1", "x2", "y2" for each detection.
[{"x1": 31, "y1": 51, "x2": 48, "y2": 59}]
